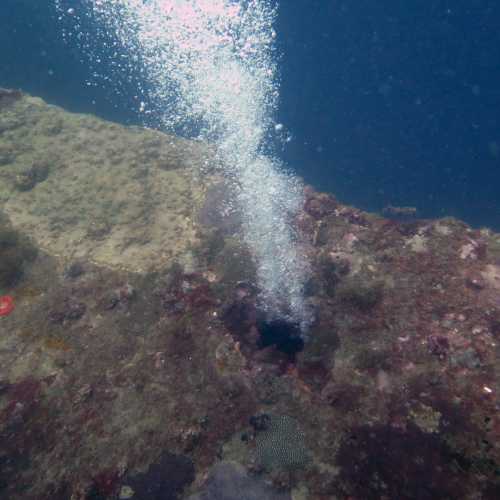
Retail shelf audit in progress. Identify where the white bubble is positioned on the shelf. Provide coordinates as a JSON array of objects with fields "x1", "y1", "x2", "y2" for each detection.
[
  {"x1": 65, "y1": 0, "x2": 310, "y2": 327},
  {"x1": 67, "y1": 8, "x2": 75, "y2": 15}
]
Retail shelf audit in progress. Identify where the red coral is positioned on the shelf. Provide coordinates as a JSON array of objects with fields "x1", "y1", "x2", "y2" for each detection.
[{"x1": 0, "y1": 295, "x2": 14, "y2": 316}]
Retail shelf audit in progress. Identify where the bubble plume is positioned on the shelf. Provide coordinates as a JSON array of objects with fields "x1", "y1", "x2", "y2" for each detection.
[{"x1": 56, "y1": 0, "x2": 311, "y2": 328}]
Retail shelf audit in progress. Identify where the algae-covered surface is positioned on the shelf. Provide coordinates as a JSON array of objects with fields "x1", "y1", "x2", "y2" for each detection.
[
  {"x1": 0, "y1": 91, "x2": 218, "y2": 272},
  {"x1": 1, "y1": 90, "x2": 499, "y2": 499}
]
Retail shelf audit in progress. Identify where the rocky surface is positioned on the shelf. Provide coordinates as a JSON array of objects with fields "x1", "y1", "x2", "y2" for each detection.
[
  {"x1": 0, "y1": 90, "x2": 499, "y2": 499},
  {"x1": 0, "y1": 90, "x2": 220, "y2": 272}
]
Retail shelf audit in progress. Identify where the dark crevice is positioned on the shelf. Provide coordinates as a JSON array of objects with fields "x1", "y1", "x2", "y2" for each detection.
[{"x1": 257, "y1": 318, "x2": 304, "y2": 362}]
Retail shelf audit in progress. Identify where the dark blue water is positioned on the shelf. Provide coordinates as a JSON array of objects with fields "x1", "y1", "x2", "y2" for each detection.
[{"x1": 2, "y1": 0, "x2": 500, "y2": 229}]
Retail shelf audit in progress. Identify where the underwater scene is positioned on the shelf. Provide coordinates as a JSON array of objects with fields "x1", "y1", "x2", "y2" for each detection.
[{"x1": 0, "y1": 1, "x2": 499, "y2": 499}]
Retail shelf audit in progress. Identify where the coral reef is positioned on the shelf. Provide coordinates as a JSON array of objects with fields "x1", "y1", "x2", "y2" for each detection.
[{"x1": 0, "y1": 90, "x2": 499, "y2": 499}]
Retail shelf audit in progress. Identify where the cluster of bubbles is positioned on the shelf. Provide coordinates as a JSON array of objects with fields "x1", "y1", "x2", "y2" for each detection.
[{"x1": 56, "y1": 0, "x2": 311, "y2": 329}]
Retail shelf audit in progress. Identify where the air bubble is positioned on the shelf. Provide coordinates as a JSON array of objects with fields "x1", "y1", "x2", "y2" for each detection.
[{"x1": 59, "y1": 0, "x2": 310, "y2": 327}]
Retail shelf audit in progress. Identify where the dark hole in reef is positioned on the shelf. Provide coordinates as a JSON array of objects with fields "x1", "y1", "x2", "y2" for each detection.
[{"x1": 257, "y1": 318, "x2": 304, "y2": 362}]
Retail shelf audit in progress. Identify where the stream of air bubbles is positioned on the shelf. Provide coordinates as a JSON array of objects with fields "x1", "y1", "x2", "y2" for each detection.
[{"x1": 56, "y1": 0, "x2": 311, "y2": 329}]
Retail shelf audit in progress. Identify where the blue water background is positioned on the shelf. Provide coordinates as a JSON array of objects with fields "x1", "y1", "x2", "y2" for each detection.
[{"x1": 1, "y1": 0, "x2": 500, "y2": 229}]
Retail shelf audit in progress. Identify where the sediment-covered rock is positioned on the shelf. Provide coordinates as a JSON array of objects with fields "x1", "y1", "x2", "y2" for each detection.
[{"x1": 0, "y1": 93, "x2": 218, "y2": 272}]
